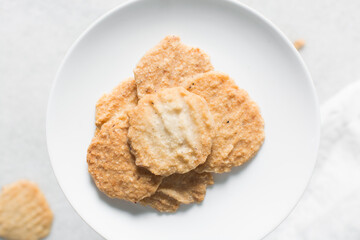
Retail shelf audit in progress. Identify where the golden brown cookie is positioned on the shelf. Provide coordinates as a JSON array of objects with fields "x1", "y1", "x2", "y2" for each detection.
[
  {"x1": 0, "y1": 180, "x2": 53, "y2": 240},
  {"x1": 183, "y1": 71, "x2": 265, "y2": 173},
  {"x1": 139, "y1": 192, "x2": 180, "y2": 213},
  {"x1": 128, "y1": 87, "x2": 214, "y2": 176},
  {"x1": 87, "y1": 79, "x2": 162, "y2": 202},
  {"x1": 134, "y1": 35, "x2": 214, "y2": 99},
  {"x1": 95, "y1": 77, "x2": 138, "y2": 128},
  {"x1": 156, "y1": 171, "x2": 213, "y2": 204},
  {"x1": 140, "y1": 171, "x2": 213, "y2": 212},
  {"x1": 88, "y1": 113, "x2": 163, "y2": 202}
]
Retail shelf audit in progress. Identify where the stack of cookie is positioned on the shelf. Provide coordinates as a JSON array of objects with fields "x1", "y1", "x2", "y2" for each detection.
[{"x1": 87, "y1": 36, "x2": 265, "y2": 212}]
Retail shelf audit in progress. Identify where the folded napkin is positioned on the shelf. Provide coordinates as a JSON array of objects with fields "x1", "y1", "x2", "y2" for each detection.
[{"x1": 267, "y1": 81, "x2": 360, "y2": 240}]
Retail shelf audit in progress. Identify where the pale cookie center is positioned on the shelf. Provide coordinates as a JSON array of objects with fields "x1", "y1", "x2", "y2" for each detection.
[{"x1": 150, "y1": 94, "x2": 199, "y2": 168}]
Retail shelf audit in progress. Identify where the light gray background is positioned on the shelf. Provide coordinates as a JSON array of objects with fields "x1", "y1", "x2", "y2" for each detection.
[{"x1": 0, "y1": 0, "x2": 359, "y2": 239}]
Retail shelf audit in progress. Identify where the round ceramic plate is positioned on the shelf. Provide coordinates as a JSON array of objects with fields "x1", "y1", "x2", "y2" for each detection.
[{"x1": 46, "y1": 0, "x2": 320, "y2": 239}]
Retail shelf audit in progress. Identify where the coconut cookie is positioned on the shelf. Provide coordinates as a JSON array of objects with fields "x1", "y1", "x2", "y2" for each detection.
[
  {"x1": 140, "y1": 171, "x2": 213, "y2": 212},
  {"x1": 88, "y1": 114, "x2": 163, "y2": 202},
  {"x1": 134, "y1": 35, "x2": 213, "y2": 99},
  {"x1": 87, "y1": 79, "x2": 162, "y2": 202},
  {"x1": 183, "y1": 71, "x2": 265, "y2": 173},
  {"x1": 128, "y1": 87, "x2": 214, "y2": 176},
  {"x1": 156, "y1": 171, "x2": 213, "y2": 204},
  {"x1": 0, "y1": 181, "x2": 53, "y2": 240},
  {"x1": 95, "y1": 78, "x2": 138, "y2": 128},
  {"x1": 140, "y1": 192, "x2": 180, "y2": 213}
]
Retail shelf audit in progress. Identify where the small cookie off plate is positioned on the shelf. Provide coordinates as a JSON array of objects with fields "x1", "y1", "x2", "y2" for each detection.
[{"x1": 46, "y1": 0, "x2": 320, "y2": 239}]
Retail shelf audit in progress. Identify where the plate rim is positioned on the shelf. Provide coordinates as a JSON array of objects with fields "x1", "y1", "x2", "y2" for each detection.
[{"x1": 46, "y1": 0, "x2": 321, "y2": 239}]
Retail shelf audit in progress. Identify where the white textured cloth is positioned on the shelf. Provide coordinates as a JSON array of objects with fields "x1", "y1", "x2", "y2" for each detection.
[{"x1": 268, "y1": 81, "x2": 360, "y2": 239}]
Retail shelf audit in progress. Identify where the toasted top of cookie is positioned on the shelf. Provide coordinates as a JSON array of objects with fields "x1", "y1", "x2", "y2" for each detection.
[
  {"x1": 0, "y1": 180, "x2": 53, "y2": 240},
  {"x1": 134, "y1": 35, "x2": 213, "y2": 99},
  {"x1": 87, "y1": 79, "x2": 162, "y2": 202},
  {"x1": 183, "y1": 71, "x2": 265, "y2": 173},
  {"x1": 128, "y1": 87, "x2": 214, "y2": 176}
]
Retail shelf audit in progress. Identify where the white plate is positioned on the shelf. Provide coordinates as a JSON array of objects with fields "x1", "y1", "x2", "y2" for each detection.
[{"x1": 46, "y1": 0, "x2": 320, "y2": 239}]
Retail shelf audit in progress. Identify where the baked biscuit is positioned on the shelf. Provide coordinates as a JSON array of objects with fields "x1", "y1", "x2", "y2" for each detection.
[
  {"x1": 87, "y1": 79, "x2": 162, "y2": 202},
  {"x1": 140, "y1": 171, "x2": 213, "y2": 212},
  {"x1": 156, "y1": 171, "x2": 213, "y2": 204},
  {"x1": 95, "y1": 77, "x2": 138, "y2": 128},
  {"x1": 128, "y1": 87, "x2": 214, "y2": 176},
  {"x1": 134, "y1": 35, "x2": 213, "y2": 99},
  {"x1": 139, "y1": 192, "x2": 180, "y2": 213},
  {"x1": 0, "y1": 181, "x2": 53, "y2": 240},
  {"x1": 183, "y1": 72, "x2": 265, "y2": 173}
]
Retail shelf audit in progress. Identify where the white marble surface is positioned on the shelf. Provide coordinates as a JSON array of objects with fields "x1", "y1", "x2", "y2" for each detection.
[{"x1": 1, "y1": 0, "x2": 359, "y2": 239}]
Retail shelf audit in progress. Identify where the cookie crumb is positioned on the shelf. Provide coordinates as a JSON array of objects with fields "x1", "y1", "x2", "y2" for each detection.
[{"x1": 294, "y1": 39, "x2": 305, "y2": 50}]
